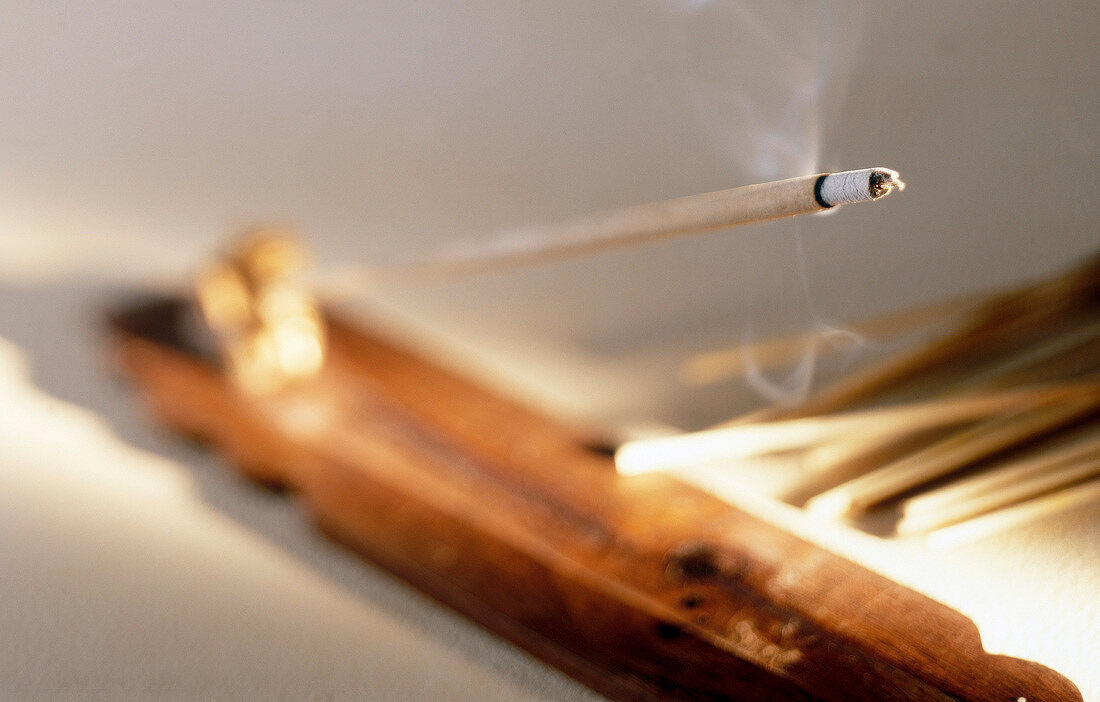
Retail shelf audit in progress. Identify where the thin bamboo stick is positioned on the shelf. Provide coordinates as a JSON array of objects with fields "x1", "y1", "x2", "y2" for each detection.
[
  {"x1": 680, "y1": 293, "x2": 981, "y2": 387},
  {"x1": 614, "y1": 382, "x2": 1098, "y2": 476},
  {"x1": 952, "y1": 321, "x2": 1100, "y2": 391},
  {"x1": 780, "y1": 335, "x2": 1100, "y2": 484},
  {"x1": 896, "y1": 434, "x2": 1100, "y2": 534},
  {"x1": 804, "y1": 391, "x2": 1100, "y2": 518},
  {"x1": 782, "y1": 425, "x2": 967, "y2": 507},
  {"x1": 743, "y1": 253, "x2": 1100, "y2": 422},
  {"x1": 925, "y1": 479, "x2": 1100, "y2": 547}
]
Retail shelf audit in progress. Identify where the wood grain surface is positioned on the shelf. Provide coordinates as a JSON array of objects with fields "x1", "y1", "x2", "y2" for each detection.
[{"x1": 109, "y1": 297, "x2": 1083, "y2": 702}]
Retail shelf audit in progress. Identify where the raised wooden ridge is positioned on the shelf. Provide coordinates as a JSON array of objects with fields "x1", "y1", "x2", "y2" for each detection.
[{"x1": 108, "y1": 296, "x2": 1083, "y2": 702}]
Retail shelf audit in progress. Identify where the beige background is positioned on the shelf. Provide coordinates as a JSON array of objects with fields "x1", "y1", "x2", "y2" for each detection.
[{"x1": 0, "y1": 2, "x2": 1096, "y2": 699}]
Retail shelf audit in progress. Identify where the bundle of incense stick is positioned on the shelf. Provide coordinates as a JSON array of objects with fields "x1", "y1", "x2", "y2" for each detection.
[{"x1": 617, "y1": 251, "x2": 1100, "y2": 537}]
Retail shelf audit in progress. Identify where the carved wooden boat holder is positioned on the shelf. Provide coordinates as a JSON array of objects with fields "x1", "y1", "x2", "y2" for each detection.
[{"x1": 108, "y1": 295, "x2": 1083, "y2": 701}]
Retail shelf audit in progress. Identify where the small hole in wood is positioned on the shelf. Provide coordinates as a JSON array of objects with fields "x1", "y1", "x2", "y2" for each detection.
[
  {"x1": 656, "y1": 622, "x2": 683, "y2": 640},
  {"x1": 666, "y1": 542, "x2": 720, "y2": 580},
  {"x1": 680, "y1": 594, "x2": 705, "y2": 609}
]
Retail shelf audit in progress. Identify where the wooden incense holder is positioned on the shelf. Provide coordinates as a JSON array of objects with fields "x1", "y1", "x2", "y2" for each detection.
[{"x1": 108, "y1": 296, "x2": 1083, "y2": 702}]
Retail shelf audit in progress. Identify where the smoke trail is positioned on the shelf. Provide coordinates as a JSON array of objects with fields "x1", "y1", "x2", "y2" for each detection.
[
  {"x1": 663, "y1": 1, "x2": 869, "y2": 408},
  {"x1": 667, "y1": 0, "x2": 866, "y2": 180}
]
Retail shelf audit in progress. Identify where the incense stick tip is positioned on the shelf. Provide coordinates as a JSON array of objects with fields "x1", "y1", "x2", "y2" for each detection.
[
  {"x1": 819, "y1": 167, "x2": 904, "y2": 207},
  {"x1": 804, "y1": 490, "x2": 855, "y2": 519},
  {"x1": 868, "y1": 167, "x2": 905, "y2": 198}
]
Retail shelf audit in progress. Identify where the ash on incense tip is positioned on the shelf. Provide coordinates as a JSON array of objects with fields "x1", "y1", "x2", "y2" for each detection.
[
  {"x1": 819, "y1": 168, "x2": 904, "y2": 207},
  {"x1": 868, "y1": 168, "x2": 905, "y2": 199}
]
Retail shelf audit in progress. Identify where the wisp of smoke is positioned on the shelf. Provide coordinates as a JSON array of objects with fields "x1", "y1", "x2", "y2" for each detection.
[
  {"x1": 667, "y1": 0, "x2": 865, "y2": 180},
  {"x1": 665, "y1": 1, "x2": 869, "y2": 407}
]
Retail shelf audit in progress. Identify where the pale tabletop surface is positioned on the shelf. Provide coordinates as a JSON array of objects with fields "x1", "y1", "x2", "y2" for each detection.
[{"x1": 0, "y1": 282, "x2": 602, "y2": 702}]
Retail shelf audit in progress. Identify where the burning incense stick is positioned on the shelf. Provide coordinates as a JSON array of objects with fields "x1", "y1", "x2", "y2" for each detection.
[{"x1": 361, "y1": 168, "x2": 903, "y2": 282}]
